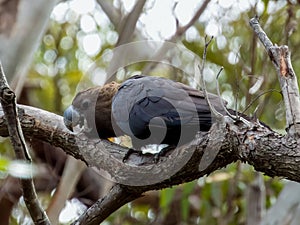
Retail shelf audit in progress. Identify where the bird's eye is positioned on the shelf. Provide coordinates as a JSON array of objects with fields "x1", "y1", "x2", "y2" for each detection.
[{"x1": 81, "y1": 99, "x2": 90, "y2": 109}]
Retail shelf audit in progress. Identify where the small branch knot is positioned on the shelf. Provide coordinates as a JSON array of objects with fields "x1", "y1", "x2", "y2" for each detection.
[
  {"x1": 249, "y1": 16, "x2": 259, "y2": 26},
  {"x1": 1, "y1": 87, "x2": 15, "y2": 103}
]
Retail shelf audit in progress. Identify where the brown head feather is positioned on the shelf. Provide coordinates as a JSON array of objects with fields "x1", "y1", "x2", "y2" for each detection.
[{"x1": 71, "y1": 81, "x2": 120, "y2": 138}]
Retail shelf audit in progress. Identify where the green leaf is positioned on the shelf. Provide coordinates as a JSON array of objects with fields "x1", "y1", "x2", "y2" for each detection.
[{"x1": 160, "y1": 187, "x2": 176, "y2": 216}]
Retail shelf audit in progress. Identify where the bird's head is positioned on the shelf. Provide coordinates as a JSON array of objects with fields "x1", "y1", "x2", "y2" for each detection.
[
  {"x1": 63, "y1": 82, "x2": 120, "y2": 138},
  {"x1": 63, "y1": 87, "x2": 99, "y2": 134}
]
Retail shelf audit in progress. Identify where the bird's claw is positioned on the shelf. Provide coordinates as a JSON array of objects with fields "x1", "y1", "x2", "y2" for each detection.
[
  {"x1": 123, "y1": 145, "x2": 176, "y2": 163},
  {"x1": 153, "y1": 145, "x2": 175, "y2": 163},
  {"x1": 122, "y1": 148, "x2": 142, "y2": 162}
]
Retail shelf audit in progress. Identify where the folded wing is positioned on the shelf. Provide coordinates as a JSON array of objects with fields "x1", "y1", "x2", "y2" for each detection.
[{"x1": 112, "y1": 76, "x2": 226, "y2": 147}]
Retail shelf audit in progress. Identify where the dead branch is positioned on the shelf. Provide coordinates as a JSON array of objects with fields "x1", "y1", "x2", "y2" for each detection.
[
  {"x1": 249, "y1": 17, "x2": 300, "y2": 136},
  {"x1": 0, "y1": 64, "x2": 50, "y2": 225}
]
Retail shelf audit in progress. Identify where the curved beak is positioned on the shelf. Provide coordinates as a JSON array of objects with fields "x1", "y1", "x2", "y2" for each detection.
[{"x1": 63, "y1": 105, "x2": 81, "y2": 132}]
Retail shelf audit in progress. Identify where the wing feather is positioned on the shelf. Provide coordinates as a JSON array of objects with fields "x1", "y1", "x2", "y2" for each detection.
[{"x1": 112, "y1": 76, "x2": 226, "y2": 140}]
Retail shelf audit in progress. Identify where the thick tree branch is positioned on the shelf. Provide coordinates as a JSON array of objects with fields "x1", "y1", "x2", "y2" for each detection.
[
  {"x1": 0, "y1": 65, "x2": 50, "y2": 225},
  {"x1": 0, "y1": 104, "x2": 299, "y2": 223}
]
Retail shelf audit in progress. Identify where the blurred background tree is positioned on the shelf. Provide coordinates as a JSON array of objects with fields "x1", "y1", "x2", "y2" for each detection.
[{"x1": 0, "y1": 0, "x2": 300, "y2": 224}]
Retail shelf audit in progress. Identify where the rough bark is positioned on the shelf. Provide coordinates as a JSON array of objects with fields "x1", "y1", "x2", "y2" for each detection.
[{"x1": 0, "y1": 104, "x2": 299, "y2": 224}]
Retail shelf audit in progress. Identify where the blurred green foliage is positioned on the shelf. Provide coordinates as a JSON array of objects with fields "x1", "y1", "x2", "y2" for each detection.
[
  {"x1": 1, "y1": 0, "x2": 300, "y2": 224},
  {"x1": 0, "y1": 156, "x2": 9, "y2": 177}
]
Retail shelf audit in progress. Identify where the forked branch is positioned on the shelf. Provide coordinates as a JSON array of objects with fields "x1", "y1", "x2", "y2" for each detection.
[{"x1": 249, "y1": 16, "x2": 300, "y2": 136}]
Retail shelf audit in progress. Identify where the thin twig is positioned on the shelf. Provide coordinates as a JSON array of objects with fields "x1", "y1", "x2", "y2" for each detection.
[
  {"x1": 199, "y1": 36, "x2": 223, "y2": 119},
  {"x1": 0, "y1": 63, "x2": 50, "y2": 225},
  {"x1": 173, "y1": 0, "x2": 210, "y2": 38},
  {"x1": 234, "y1": 46, "x2": 242, "y2": 119},
  {"x1": 241, "y1": 89, "x2": 281, "y2": 115},
  {"x1": 249, "y1": 16, "x2": 274, "y2": 53},
  {"x1": 143, "y1": 0, "x2": 210, "y2": 74},
  {"x1": 215, "y1": 66, "x2": 237, "y2": 120},
  {"x1": 172, "y1": 2, "x2": 180, "y2": 30}
]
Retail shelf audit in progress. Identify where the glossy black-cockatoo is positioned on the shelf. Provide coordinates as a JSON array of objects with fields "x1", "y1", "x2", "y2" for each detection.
[{"x1": 63, "y1": 75, "x2": 228, "y2": 149}]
